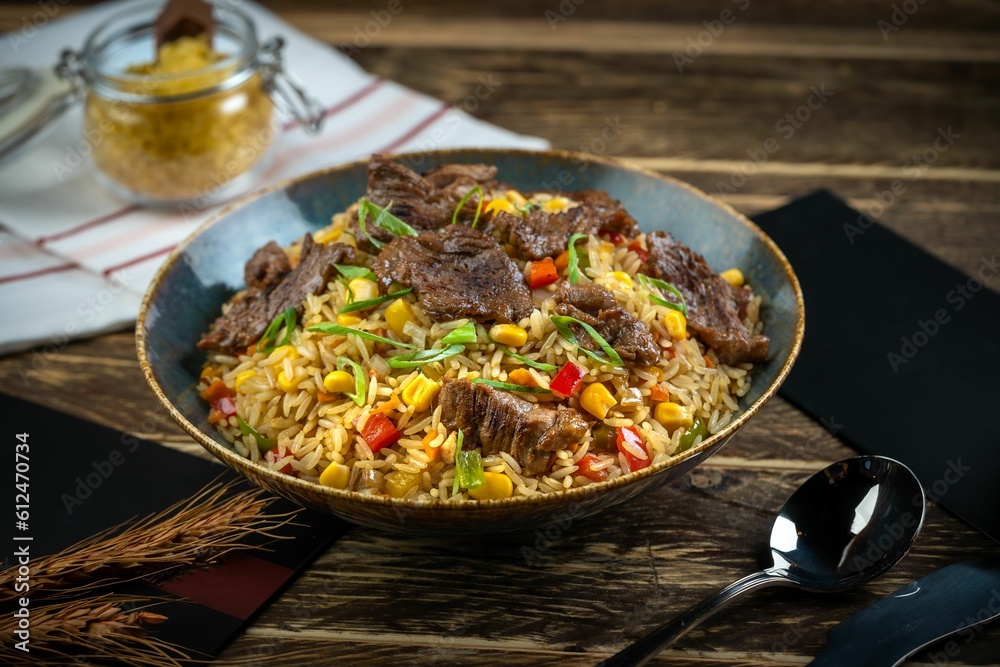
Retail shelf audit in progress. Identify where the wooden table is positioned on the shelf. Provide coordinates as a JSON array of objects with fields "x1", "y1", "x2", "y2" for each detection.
[{"x1": 2, "y1": 1, "x2": 999, "y2": 664}]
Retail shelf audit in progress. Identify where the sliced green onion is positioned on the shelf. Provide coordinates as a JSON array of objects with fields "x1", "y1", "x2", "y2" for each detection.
[
  {"x1": 515, "y1": 201, "x2": 541, "y2": 214},
  {"x1": 566, "y1": 232, "x2": 588, "y2": 285},
  {"x1": 452, "y1": 185, "x2": 485, "y2": 229},
  {"x1": 356, "y1": 201, "x2": 383, "y2": 249},
  {"x1": 335, "y1": 356, "x2": 366, "y2": 406},
  {"x1": 334, "y1": 263, "x2": 378, "y2": 283},
  {"x1": 551, "y1": 314, "x2": 624, "y2": 367},
  {"x1": 258, "y1": 306, "x2": 297, "y2": 354},
  {"x1": 471, "y1": 377, "x2": 552, "y2": 393},
  {"x1": 339, "y1": 287, "x2": 413, "y2": 314},
  {"x1": 456, "y1": 447, "x2": 485, "y2": 491},
  {"x1": 307, "y1": 322, "x2": 417, "y2": 349},
  {"x1": 636, "y1": 273, "x2": 688, "y2": 316},
  {"x1": 439, "y1": 320, "x2": 477, "y2": 345},
  {"x1": 486, "y1": 334, "x2": 557, "y2": 372},
  {"x1": 357, "y1": 198, "x2": 418, "y2": 249},
  {"x1": 386, "y1": 344, "x2": 464, "y2": 369},
  {"x1": 238, "y1": 417, "x2": 276, "y2": 452},
  {"x1": 452, "y1": 430, "x2": 464, "y2": 495}
]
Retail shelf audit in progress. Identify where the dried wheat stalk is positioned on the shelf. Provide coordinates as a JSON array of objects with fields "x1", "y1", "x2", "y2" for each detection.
[
  {"x1": 0, "y1": 479, "x2": 300, "y2": 604},
  {"x1": 0, "y1": 594, "x2": 189, "y2": 667}
]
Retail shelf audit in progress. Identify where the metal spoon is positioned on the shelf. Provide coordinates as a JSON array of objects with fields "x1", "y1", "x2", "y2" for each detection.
[{"x1": 599, "y1": 455, "x2": 926, "y2": 667}]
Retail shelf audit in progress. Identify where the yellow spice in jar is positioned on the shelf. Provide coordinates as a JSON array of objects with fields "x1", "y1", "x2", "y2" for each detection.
[{"x1": 86, "y1": 35, "x2": 274, "y2": 203}]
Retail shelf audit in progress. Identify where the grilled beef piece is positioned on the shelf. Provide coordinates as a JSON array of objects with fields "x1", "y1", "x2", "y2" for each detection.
[
  {"x1": 423, "y1": 162, "x2": 499, "y2": 191},
  {"x1": 440, "y1": 378, "x2": 589, "y2": 475},
  {"x1": 642, "y1": 231, "x2": 769, "y2": 365},
  {"x1": 488, "y1": 206, "x2": 596, "y2": 261},
  {"x1": 572, "y1": 189, "x2": 642, "y2": 238},
  {"x1": 372, "y1": 225, "x2": 535, "y2": 323},
  {"x1": 486, "y1": 189, "x2": 640, "y2": 260},
  {"x1": 351, "y1": 155, "x2": 498, "y2": 248},
  {"x1": 243, "y1": 241, "x2": 290, "y2": 290},
  {"x1": 555, "y1": 281, "x2": 661, "y2": 367},
  {"x1": 198, "y1": 236, "x2": 355, "y2": 353}
]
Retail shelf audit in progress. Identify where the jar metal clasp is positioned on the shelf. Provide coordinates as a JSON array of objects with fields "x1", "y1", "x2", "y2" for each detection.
[
  {"x1": 0, "y1": 58, "x2": 79, "y2": 169},
  {"x1": 258, "y1": 37, "x2": 324, "y2": 135}
]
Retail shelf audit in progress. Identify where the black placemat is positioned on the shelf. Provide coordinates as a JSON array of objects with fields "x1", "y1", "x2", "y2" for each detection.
[
  {"x1": 753, "y1": 191, "x2": 1000, "y2": 543},
  {"x1": 2, "y1": 392, "x2": 347, "y2": 663}
]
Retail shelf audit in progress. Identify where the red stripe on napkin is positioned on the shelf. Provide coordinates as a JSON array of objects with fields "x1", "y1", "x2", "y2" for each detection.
[
  {"x1": 36, "y1": 205, "x2": 141, "y2": 246},
  {"x1": 283, "y1": 77, "x2": 385, "y2": 132},
  {"x1": 377, "y1": 103, "x2": 451, "y2": 153},
  {"x1": 0, "y1": 263, "x2": 78, "y2": 285},
  {"x1": 264, "y1": 89, "x2": 420, "y2": 178},
  {"x1": 152, "y1": 553, "x2": 295, "y2": 621},
  {"x1": 102, "y1": 243, "x2": 177, "y2": 277}
]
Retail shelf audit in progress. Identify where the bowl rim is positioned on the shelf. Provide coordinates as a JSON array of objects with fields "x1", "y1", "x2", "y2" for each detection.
[{"x1": 136, "y1": 148, "x2": 805, "y2": 513}]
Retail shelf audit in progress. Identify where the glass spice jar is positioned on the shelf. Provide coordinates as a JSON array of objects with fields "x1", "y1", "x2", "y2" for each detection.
[{"x1": 5, "y1": 2, "x2": 322, "y2": 207}]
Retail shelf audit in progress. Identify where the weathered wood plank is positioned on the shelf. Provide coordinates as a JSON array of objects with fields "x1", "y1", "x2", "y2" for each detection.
[
  {"x1": 349, "y1": 48, "x2": 1000, "y2": 171},
  {"x1": 260, "y1": 0, "x2": 1000, "y2": 32},
  {"x1": 215, "y1": 465, "x2": 1000, "y2": 665},
  {"x1": 1, "y1": 2, "x2": 997, "y2": 664}
]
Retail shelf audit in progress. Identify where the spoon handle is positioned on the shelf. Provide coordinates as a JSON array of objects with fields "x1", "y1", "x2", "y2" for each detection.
[{"x1": 597, "y1": 569, "x2": 791, "y2": 667}]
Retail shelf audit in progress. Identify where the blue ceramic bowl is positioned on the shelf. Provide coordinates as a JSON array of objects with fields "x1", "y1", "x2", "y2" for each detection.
[{"x1": 137, "y1": 149, "x2": 804, "y2": 535}]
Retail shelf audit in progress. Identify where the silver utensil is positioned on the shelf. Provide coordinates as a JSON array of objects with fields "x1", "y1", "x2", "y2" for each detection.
[{"x1": 599, "y1": 455, "x2": 926, "y2": 667}]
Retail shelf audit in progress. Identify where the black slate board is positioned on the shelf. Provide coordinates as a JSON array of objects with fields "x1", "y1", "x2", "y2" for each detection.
[
  {"x1": 753, "y1": 191, "x2": 1000, "y2": 543},
  {"x1": 2, "y1": 392, "x2": 347, "y2": 664}
]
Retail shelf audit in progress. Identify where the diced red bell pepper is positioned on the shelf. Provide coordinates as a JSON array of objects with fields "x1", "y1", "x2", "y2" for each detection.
[
  {"x1": 265, "y1": 445, "x2": 294, "y2": 475},
  {"x1": 599, "y1": 229, "x2": 625, "y2": 245},
  {"x1": 528, "y1": 257, "x2": 560, "y2": 289},
  {"x1": 203, "y1": 378, "x2": 236, "y2": 424},
  {"x1": 213, "y1": 395, "x2": 237, "y2": 417},
  {"x1": 360, "y1": 412, "x2": 402, "y2": 455},
  {"x1": 616, "y1": 426, "x2": 651, "y2": 473},
  {"x1": 577, "y1": 454, "x2": 610, "y2": 482},
  {"x1": 550, "y1": 361, "x2": 586, "y2": 397},
  {"x1": 627, "y1": 240, "x2": 648, "y2": 262}
]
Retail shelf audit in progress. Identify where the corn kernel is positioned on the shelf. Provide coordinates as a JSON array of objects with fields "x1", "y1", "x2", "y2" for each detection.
[
  {"x1": 401, "y1": 374, "x2": 441, "y2": 413},
  {"x1": 468, "y1": 471, "x2": 514, "y2": 500},
  {"x1": 720, "y1": 268, "x2": 745, "y2": 288},
  {"x1": 235, "y1": 370, "x2": 256, "y2": 389},
  {"x1": 490, "y1": 323, "x2": 528, "y2": 347},
  {"x1": 385, "y1": 298, "x2": 414, "y2": 338},
  {"x1": 485, "y1": 198, "x2": 517, "y2": 216},
  {"x1": 655, "y1": 402, "x2": 694, "y2": 431},
  {"x1": 385, "y1": 471, "x2": 421, "y2": 498},
  {"x1": 277, "y1": 370, "x2": 299, "y2": 392},
  {"x1": 544, "y1": 196, "x2": 572, "y2": 213},
  {"x1": 610, "y1": 271, "x2": 634, "y2": 289},
  {"x1": 314, "y1": 227, "x2": 342, "y2": 245},
  {"x1": 508, "y1": 368, "x2": 536, "y2": 387},
  {"x1": 337, "y1": 313, "x2": 363, "y2": 326},
  {"x1": 504, "y1": 190, "x2": 527, "y2": 206},
  {"x1": 664, "y1": 310, "x2": 687, "y2": 340},
  {"x1": 323, "y1": 370, "x2": 355, "y2": 394},
  {"x1": 348, "y1": 278, "x2": 378, "y2": 302},
  {"x1": 319, "y1": 462, "x2": 350, "y2": 489},
  {"x1": 580, "y1": 382, "x2": 617, "y2": 420}
]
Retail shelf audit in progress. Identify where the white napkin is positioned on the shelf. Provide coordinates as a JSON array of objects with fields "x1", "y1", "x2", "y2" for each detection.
[{"x1": 0, "y1": 0, "x2": 548, "y2": 356}]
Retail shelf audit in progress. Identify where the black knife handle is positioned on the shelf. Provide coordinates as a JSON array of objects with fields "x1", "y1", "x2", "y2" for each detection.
[{"x1": 810, "y1": 557, "x2": 1000, "y2": 667}]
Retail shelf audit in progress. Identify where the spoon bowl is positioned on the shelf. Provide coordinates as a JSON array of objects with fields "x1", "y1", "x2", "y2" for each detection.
[
  {"x1": 771, "y1": 455, "x2": 926, "y2": 591},
  {"x1": 600, "y1": 455, "x2": 926, "y2": 667}
]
